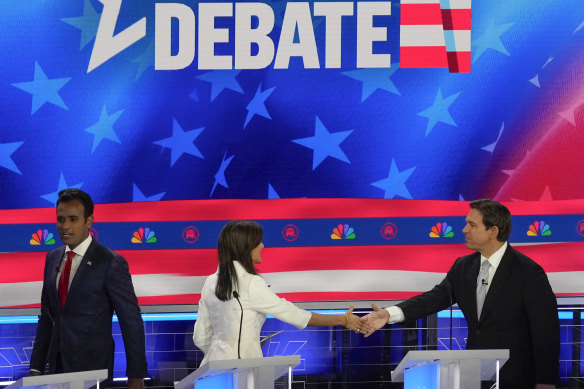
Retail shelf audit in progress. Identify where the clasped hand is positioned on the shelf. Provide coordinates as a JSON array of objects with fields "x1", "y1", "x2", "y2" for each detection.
[
  {"x1": 343, "y1": 305, "x2": 363, "y2": 333},
  {"x1": 343, "y1": 304, "x2": 388, "y2": 336},
  {"x1": 357, "y1": 304, "x2": 389, "y2": 337}
]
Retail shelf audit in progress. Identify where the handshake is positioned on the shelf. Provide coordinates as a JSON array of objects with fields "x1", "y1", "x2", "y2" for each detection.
[{"x1": 343, "y1": 304, "x2": 391, "y2": 337}]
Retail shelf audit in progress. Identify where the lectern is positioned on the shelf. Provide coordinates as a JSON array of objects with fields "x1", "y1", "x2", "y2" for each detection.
[
  {"x1": 5, "y1": 369, "x2": 108, "y2": 389},
  {"x1": 175, "y1": 355, "x2": 301, "y2": 389},
  {"x1": 392, "y1": 349, "x2": 509, "y2": 389}
]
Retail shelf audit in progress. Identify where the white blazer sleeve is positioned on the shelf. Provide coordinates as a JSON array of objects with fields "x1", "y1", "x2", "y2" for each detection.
[
  {"x1": 247, "y1": 276, "x2": 311, "y2": 329},
  {"x1": 193, "y1": 281, "x2": 213, "y2": 354}
]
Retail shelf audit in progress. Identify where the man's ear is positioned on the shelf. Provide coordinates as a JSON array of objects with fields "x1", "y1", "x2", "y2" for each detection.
[
  {"x1": 86, "y1": 215, "x2": 94, "y2": 227},
  {"x1": 489, "y1": 225, "x2": 499, "y2": 240}
]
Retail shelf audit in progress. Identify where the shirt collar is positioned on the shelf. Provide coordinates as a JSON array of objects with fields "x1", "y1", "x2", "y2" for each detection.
[
  {"x1": 66, "y1": 234, "x2": 92, "y2": 258},
  {"x1": 480, "y1": 241, "x2": 507, "y2": 271},
  {"x1": 233, "y1": 260, "x2": 250, "y2": 274}
]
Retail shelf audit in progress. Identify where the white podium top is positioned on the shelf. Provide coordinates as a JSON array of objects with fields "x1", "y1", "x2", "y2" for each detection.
[
  {"x1": 175, "y1": 356, "x2": 301, "y2": 389},
  {"x1": 391, "y1": 349, "x2": 509, "y2": 382},
  {"x1": 6, "y1": 369, "x2": 108, "y2": 389}
]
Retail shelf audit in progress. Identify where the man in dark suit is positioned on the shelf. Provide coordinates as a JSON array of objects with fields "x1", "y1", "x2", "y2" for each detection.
[
  {"x1": 29, "y1": 189, "x2": 147, "y2": 388},
  {"x1": 360, "y1": 199, "x2": 560, "y2": 388}
]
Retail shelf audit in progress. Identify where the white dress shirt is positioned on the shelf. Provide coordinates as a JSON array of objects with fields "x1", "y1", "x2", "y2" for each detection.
[
  {"x1": 385, "y1": 242, "x2": 508, "y2": 323},
  {"x1": 193, "y1": 261, "x2": 311, "y2": 364},
  {"x1": 56, "y1": 235, "x2": 93, "y2": 289}
]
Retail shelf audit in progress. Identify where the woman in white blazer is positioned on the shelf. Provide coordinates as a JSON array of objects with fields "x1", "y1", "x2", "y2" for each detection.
[{"x1": 193, "y1": 220, "x2": 361, "y2": 363}]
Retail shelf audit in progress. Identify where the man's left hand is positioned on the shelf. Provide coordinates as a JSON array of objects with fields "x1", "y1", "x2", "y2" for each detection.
[{"x1": 127, "y1": 378, "x2": 145, "y2": 389}]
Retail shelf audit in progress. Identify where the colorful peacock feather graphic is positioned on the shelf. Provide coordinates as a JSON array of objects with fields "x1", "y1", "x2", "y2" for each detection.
[
  {"x1": 131, "y1": 227, "x2": 157, "y2": 243},
  {"x1": 331, "y1": 224, "x2": 356, "y2": 240},
  {"x1": 429, "y1": 222, "x2": 454, "y2": 238},
  {"x1": 527, "y1": 221, "x2": 551, "y2": 236},
  {"x1": 30, "y1": 229, "x2": 56, "y2": 245}
]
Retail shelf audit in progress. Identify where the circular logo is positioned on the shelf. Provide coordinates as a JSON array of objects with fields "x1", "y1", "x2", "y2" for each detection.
[
  {"x1": 577, "y1": 220, "x2": 584, "y2": 237},
  {"x1": 381, "y1": 222, "x2": 398, "y2": 240},
  {"x1": 89, "y1": 227, "x2": 99, "y2": 241},
  {"x1": 282, "y1": 224, "x2": 299, "y2": 242},
  {"x1": 183, "y1": 226, "x2": 200, "y2": 243}
]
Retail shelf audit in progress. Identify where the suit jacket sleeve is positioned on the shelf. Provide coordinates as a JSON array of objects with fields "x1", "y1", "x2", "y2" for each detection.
[
  {"x1": 29, "y1": 266, "x2": 53, "y2": 373},
  {"x1": 105, "y1": 253, "x2": 148, "y2": 378},
  {"x1": 397, "y1": 261, "x2": 458, "y2": 322},
  {"x1": 246, "y1": 276, "x2": 311, "y2": 329},
  {"x1": 523, "y1": 261, "x2": 560, "y2": 384},
  {"x1": 193, "y1": 277, "x2": 213, "y2": 354}
]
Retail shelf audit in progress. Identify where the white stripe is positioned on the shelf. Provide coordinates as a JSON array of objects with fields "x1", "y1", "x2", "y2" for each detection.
[
  {"x1": 1, "y1": 270, "x2": 583, "y2": 307},
  {"x1": 400, "y1": 25, "x2": 446, "y2": 47},
  {"x1": 444, "y1": 30, "x2": 471, "y2": 51},
  {"x1": 439, "y1": 0, "x2": 471, "y2": 9},
  {"x1": 547, "y1": 271, "x2": 584, "y2": 294},
  {"x1": 132, "y1": 274, "x2": 207, "y2": 297},
  {"x1": 0, "y1": 281, "x2": 42, "y2": 307},
  {"x1": 263, "y1": 270, "x2": 445, "y2": 293}
]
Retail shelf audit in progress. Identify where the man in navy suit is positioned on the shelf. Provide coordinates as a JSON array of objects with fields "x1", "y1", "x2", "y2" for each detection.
[
  {"x1": 29, "y1": 189, "x2": 147, "y2": 388},
  {"x1": 360, "y1": 199, "x2": 560, "y2": 388}
]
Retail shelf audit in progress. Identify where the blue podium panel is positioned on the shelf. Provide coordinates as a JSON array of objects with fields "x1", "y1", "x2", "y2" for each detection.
[
  {"x1": 404, "y1": 363, "x2": 439, "y2": 389},
  {"x1": 196, "y1": 373, "x2": 233, "y2": 389}
]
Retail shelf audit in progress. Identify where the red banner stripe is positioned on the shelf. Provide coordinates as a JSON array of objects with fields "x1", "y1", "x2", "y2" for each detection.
[
  {"x1": 11, "y1": 290, "x2": 584, "y2": 309},
  {"x1": 0, "y1": 252, "x2": 46, "y2": 283},
  {"x1": 400, "y1": 46, "x2": 449, "y2": 68},
  {"x1": 1, "y1": 199, "x2": 583, "y2": 224},
  {"x1": 401, "y1": 3, "x2": 443, "y2": 25},
  {"x1": 441, "y1": 9, "x2": 472, "y2": 30},
  {"x1": 139, "y1": 294, "x2": 198, "y2": 306},
  {"x1": 140, "y1": 291, "x2": 584, "y2": 307},
  {"x1": 4, "y1": 242, "x2": 584, "y2": 284}
]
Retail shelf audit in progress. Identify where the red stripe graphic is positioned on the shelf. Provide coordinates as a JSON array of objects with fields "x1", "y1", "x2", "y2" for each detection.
[
  {"x1": 401, "y1": 3, "x2": 443, "y2": 25},
  {"x1": 446, "y1": 51, "x2": 471, "y2": 73},
  {"x1": 441, "y1": 9, "x2": 472, "y2": 30},
  {"x1": 400, "y1": 46, "x2": 449, "y2": 68},
  {"x1": 12, "y1": 290, "x2": 584, "y2": 309},
  {"x1": 2, "y1": 199, "x2": 582, "y2": 224},
  {"x1": 4, "y1": 242, "x2": 584, "y2": 284}
]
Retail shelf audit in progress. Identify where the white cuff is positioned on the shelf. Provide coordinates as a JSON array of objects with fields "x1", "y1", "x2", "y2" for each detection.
[{"x1": 386, "y1": 306, "x2": 405, "y2": 324}]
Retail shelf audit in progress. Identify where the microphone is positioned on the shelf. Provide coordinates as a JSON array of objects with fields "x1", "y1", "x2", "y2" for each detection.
[
  {"x1": 444, "y1": 277, "x2": 453, "y2": 350},
  {"x1": 481, "y1": 279, "x2": 488, "y2": 286},
  {"x1": 233, "y1": 291, "x2": 243, "y2": 359}
]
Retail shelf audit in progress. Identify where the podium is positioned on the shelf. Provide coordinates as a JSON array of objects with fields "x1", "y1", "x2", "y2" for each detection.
[
  {"x1": 175, "y1": 355, "x2": 301, "y2": 389},
  {"x1": 6, "y1": 369, "x2": 108, "y2": 389},
  {"x1": 392, "y1": 350, "x2": 509, "y2": 389}
]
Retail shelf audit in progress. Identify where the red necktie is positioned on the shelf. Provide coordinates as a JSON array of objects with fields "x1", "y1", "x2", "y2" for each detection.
[{"x1": 58, "y1": 251, "x2": 75, "y2": 307}]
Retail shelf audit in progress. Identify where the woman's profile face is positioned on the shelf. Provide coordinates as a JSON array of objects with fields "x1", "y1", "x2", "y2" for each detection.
[{"x1": 251, "y1": 242, "x2": 264, "y2": 264}]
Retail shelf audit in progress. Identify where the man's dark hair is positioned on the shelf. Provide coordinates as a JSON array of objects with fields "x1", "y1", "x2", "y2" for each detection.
[
  {"x1": 56, "y1": 188, "x2": 94, "y2": 221},
  {"x1": 469, "y1": 199, "x2": 512, "y2": 242}
]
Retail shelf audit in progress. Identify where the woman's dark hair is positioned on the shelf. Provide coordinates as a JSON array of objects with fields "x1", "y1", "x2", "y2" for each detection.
[
  {"x1": 215, "y1": 220, "x2": 263, "y2": 301},
  {"x1": 470, "y1": 198, "x2": 512, "y2": 242}
]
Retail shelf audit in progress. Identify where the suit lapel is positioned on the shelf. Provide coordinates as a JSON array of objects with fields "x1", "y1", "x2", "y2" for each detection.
[
  {"x1": 67, "y1": 240, "x2": 96, "y2": 297},
  {"x1": 466, "y1": 254, "x2": 481, "y2": 325},
  {"x1": 479, "y1": 245, "x2": 514, "y2": 324},
  {"x1": 47, "y1": 247, "x2": 66, "y2": 312}
]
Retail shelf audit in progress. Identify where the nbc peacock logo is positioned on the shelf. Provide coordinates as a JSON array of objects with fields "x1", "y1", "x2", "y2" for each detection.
[
  {"x1": 331, "y1": 224, "x2": 356, "y2": 240},
  {"x1": 131, "y1": 227, "x2": 157, "y2": 243},
  {"x1": 30, "y1": 229, "x2": 56, "y2": 245},
  {"x1": 429, "y1": 222, "x2": 454, "y2": 238},
  {"x1": 527, "y1": 221, "x2": 551, "y2": 236}
]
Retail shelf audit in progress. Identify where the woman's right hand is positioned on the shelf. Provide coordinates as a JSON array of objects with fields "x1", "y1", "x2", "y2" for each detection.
[{"x1": 343, "y1": 305, "x2": 362, "y2": 333}]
